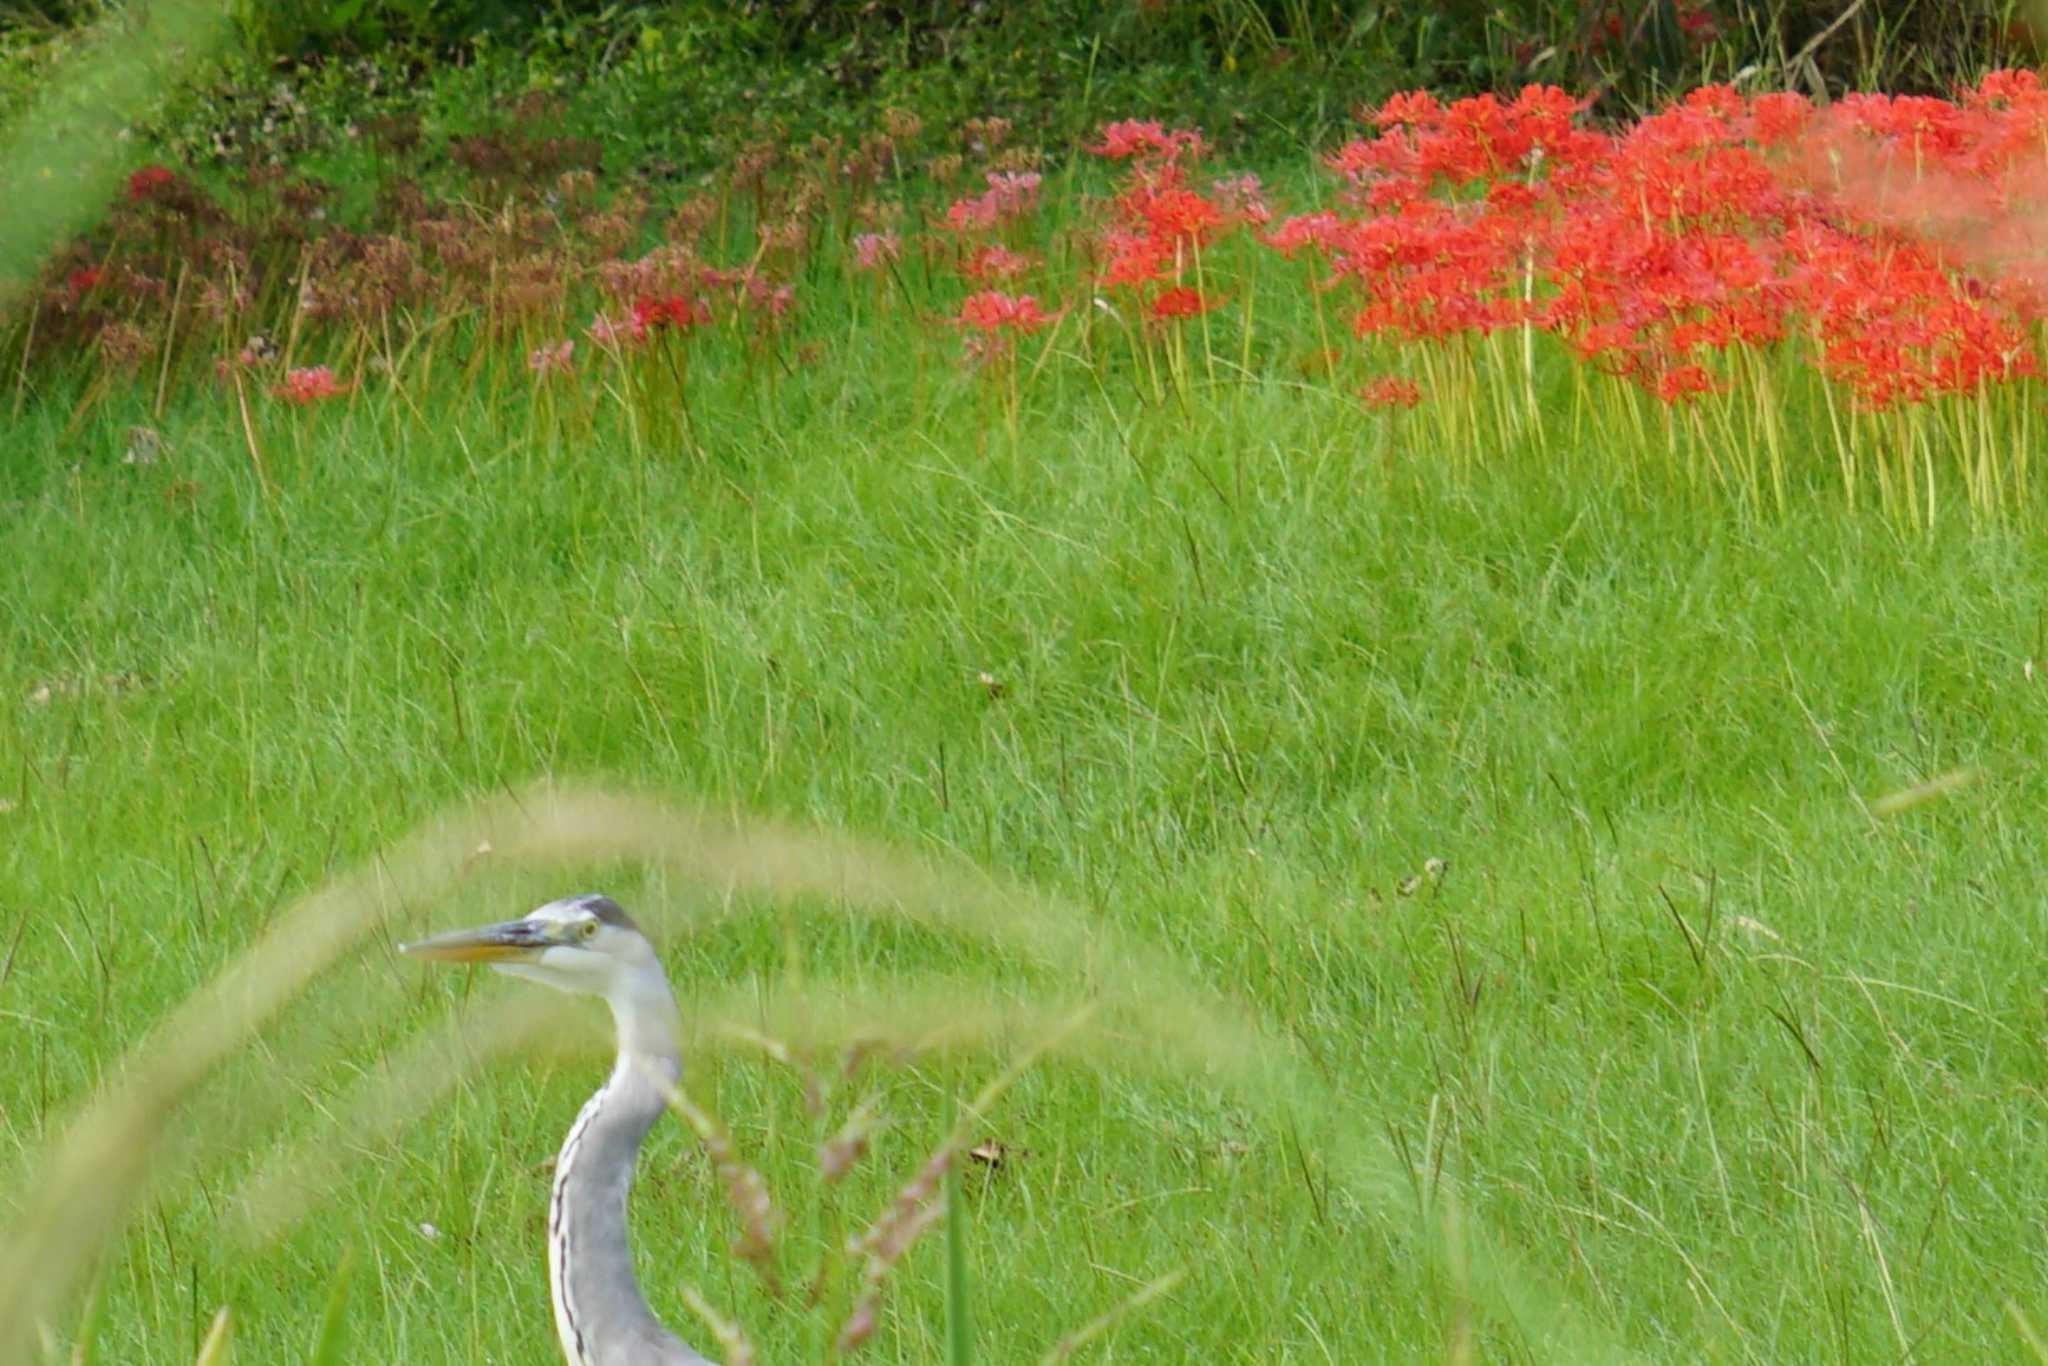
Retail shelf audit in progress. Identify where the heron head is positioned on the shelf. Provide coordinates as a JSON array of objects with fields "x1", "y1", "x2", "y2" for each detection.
[{"x1": 401, "y1": 893, "x2": 662, "y2": 997}]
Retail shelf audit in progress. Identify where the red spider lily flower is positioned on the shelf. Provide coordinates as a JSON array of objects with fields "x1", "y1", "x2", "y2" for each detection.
[
  {"x1": 1101, "y1": 230, "x2": 1172, "y2": 288},
  {"x1": 1092, "y1": 119, "x2": 1165, "y2": 158},
  {"x1": 1484, "y1": 180, "x2": 1541, "y2": 213},
  {"x1": 631, "y1": 294, "x2": 705, "y2": 332},
  {"x1": 1508, "y1": 84, "x2": 1586, "y2": 125},
  {"x1": 66, "y1": 267, "x2": 104, "y2": 296},
  {"x1": 1323, "y1": 136, "x2": 1413, "y2": 188},
  {"x1": 956, "y1": 290, "x2": 1060, "y2": 334},
  {"x1": 1357, "y1": 376, "x2": 1424, "y2": 409},
  {"x1": 945, "y1": 192, "x2": 1002, "y2": 232},
  {"x1": 851, "y1": 232, "x2": 901, "y2": 271},
  {"x1": 1653, "y1": 364, "x2": 1720, "y2": 404},
  {"x1": 1263, "y1": 212, "x2": 1342, "y2": 257},
  {"x1": 1681, "y1": 84, "x2": 1744, "y2": 121},
  {"x1": 272, "y1": 366, "x2": 354, "y2": 404},
  {"x1": 528, "y1": 339, "x2": 575, "y2": 375},
  {"x1": 1570, "y1": 322, "x2": 1646, "y2": 372},
  {"x1": 1746, "y1": 92, "x2": 1812, "y2": 146},
  {"x1": 1963, "y1": 67, "x2": 2042, "y2": 109},
  {"x1": 126, "y1": 165, "x2": 176, "y2": 202},
  {"x1": 1129, "y1": 185, "x2": 1226, "y2": 246},
  {"x1": 1148, "y1": 285, "x2": 1220, "y2": 321},
  {"x1": 1371, "y1": 91, "x2": 1444, "y2": 130},
  {"x1": 1090, "y1": 119, "x2": 1206, "y2": 162},
  {"x1": 962, "y1": 244, "x2": 1034, "y2": 281}
]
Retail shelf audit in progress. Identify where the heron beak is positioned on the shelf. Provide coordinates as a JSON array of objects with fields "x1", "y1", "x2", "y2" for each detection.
[{"x1": 401, "y1": 919, "x2": 554, "y2": 964}]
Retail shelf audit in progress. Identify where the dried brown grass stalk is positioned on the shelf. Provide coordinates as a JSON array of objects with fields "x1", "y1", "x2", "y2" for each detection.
[
  {"x1": 655, "y1": 1078, "x2": 785, "y2": 1291},
  {"x1": 678, "y1": 1285, "x2": 756, "y2": 1366}
]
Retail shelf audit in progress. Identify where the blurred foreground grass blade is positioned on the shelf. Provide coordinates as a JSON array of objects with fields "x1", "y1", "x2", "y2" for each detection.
[
  {"x1": 2011, "y1": 1299, "x2": 2048, "y2": 1365},
  {"x1": 0, "y1": 0, "x2": 232, "y2": 295},
  {"x1": 307, "y1": 1245, "x2": 355, "y2": 1366},
  {"x1": 63, "y1": 1272, "x2": 101, "y2": 1366},
  {"x1": 0, "y1": 806, "x2": 481, "y2": 1363},
  {"x1": 1869, "y1": 766, "x2": 1981, "y2": 817},
  {"x1": 190, "y1": 1307, "x2": 231, "y2": 1366},
  {"x1": 944, "y1": 1101, "x2": 972, "y2": 1366}
]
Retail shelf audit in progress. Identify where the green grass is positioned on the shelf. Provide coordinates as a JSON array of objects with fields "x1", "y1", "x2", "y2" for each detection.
[{"x1": 3, "y1": 311, "x2": 2048, "y2": 1363}]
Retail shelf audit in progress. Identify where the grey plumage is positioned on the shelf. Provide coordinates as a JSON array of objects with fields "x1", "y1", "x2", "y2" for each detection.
[{"x1": 404, "y1": 894, "x2": 714, "y2": 1366}]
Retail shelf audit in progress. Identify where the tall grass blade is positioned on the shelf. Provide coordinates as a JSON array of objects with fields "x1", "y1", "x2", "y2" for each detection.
[
  {"x1": 1036, "y1": 1268, "x2": 1189, "y2": 1364},
  {"x1": 943, "y1": 1091, "x2": 973, "y2": 1366},
  {"x1": 306, "y1": 1246, "x2": 354, "y2": 1366},
  {"x1": 189, "y1": 1307, "x2": 231, "y2": 1366}
]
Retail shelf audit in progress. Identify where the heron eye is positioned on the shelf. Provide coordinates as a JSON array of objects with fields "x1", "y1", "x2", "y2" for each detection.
[{"x1": 578, "y1": 919, "x2": 599, "y2": 941}]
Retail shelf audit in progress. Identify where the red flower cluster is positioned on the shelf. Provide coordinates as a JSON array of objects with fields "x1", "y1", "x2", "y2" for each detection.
[
  {"x1": 1086, "y1": 120, "x2": 1269, "y2": 325},
  {"x1": 61, "y1": 73, "x2": 2048, "y2": 504},
  {"x1": 954, "y1": 289, "x2": 1060, "y2": 365},
  {"x1": 126, "y1": 166, "x2": 176, "y2": 203},
  {"x1": 272, "y1": 366, "x2": 354, "y2": 404},
  {"x1": 1090, "y1": 120, "x2": 1206, "y2": 163},
  {"x1": 944, "y1": 171, "x2": 1042, "y2": 233},
  {"x1": 632, "y1": 294, "x2": 706, "y2": 332},
  {"x1": 1296, "y1": 79, "x2": 2045, "y2": 408},
  {"x1": 956, "y1": 290, "x2": 1059, "y2": 334},
  {"x1": 1357, "y1": 376, "x2": 1424, "y2": 410},
  {"x1": 1148, "y1": 286, "x2": 1218, "y2": 322}
]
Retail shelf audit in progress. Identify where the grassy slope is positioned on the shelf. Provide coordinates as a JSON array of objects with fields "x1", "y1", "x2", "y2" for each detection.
[{"x1": 2, "y1": 307, "x2": 2046, "y2": 1363}]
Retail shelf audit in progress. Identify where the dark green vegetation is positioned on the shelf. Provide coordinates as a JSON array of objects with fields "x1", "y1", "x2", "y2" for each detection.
[{"x1": 7, "y1": 0, "x2": 2043, "y2": 183}]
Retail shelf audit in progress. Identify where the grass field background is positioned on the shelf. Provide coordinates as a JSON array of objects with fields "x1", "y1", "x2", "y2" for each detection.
[{"x1": 3, "y1": 293, "x2": 2046, "y2": 1363}]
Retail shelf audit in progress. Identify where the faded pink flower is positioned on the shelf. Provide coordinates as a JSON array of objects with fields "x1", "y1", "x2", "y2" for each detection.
[
  {"x1": 1210, "y1": 172, "x2": 1273, "y2": 225},
  {"x1": 962, "y1": 243, "x2": 1035, "y2": 281},
  {"x1": 851, "y1": 231, "x2": 901, "y2": 271},
  {"x1": 944, "y1": 171, "x2": 1044, "y2": 233},
  {"x1": 741, "y1": 274, "x2": 796, "y2": 319},
  {"x1": 984, "y1": 170, "x2": 1042, "y2": 214},
  {"x1": 528, "y1": 339, "x2": 575, "y2": 374},
  {"x1": 945, "y1": 193, "x2": 1001, "y2": 233},
  {"x1": 587, "y1": 312, "x2": 647, "y2": 349}
]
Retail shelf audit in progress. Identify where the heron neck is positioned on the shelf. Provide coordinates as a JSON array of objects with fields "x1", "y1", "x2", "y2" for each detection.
[
  {"x1": 548, "y1": 968, "x2": 707, "y2": 1365},
  {"x1": 607, "y1": 965, "x2": 682, "y2": 1067}
]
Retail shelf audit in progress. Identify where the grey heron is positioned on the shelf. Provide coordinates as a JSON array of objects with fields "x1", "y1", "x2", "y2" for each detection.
[{"x1": 403, "y1": 894, "x2": 715, "y2": 1366}]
